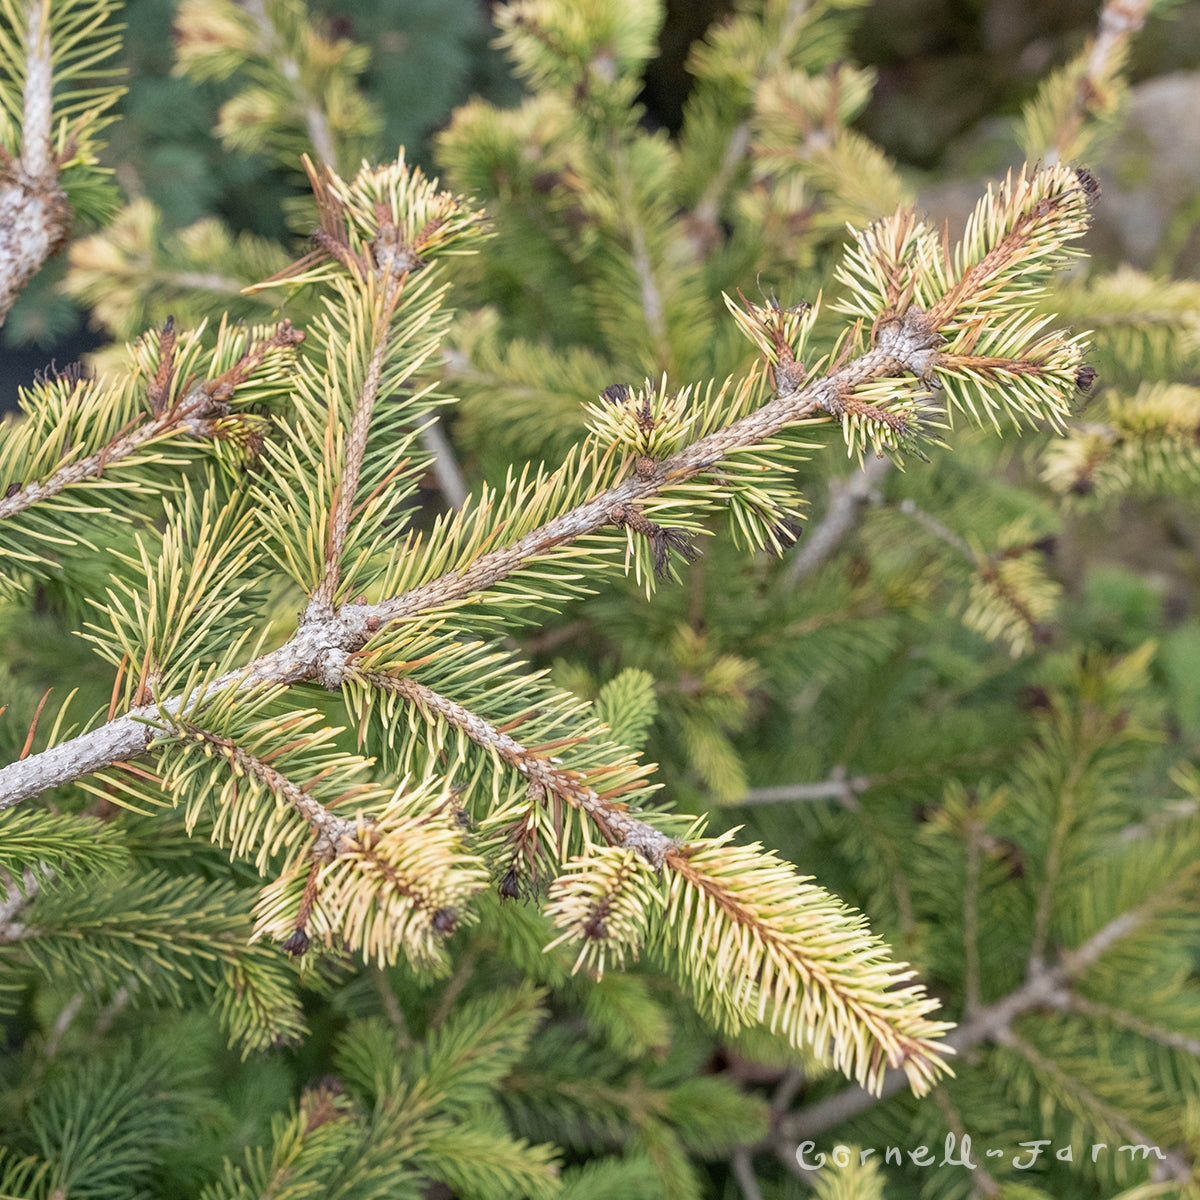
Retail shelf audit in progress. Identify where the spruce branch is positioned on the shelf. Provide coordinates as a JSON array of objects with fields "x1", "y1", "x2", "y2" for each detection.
[
  {"x1": 0, "y1": 0, "x2": 71, "y2": 322},
  {"x1": 0, "y1": 154, "x2": 1097, "y2": 1098},
  {"x1": 0, "y1": 0, "x2": 123, "y2": 323},
  {"x1": 357, "y1": 669, "x2": 669, "y2": 867},
  {"x1": 0, "y1": 318, "x2": 303, "y2": 531},
  {"x1": 996, "y1": 1027, "x2": 1191, "y2": 1183},
  {"x1": 162, "y1": 714, "x2": 358, "y2": 865},
  {"x1": 239, "y1": 0, "x2": 336, "y2": 166},
  {"x1": 173, "y1": 0, "x2": 379, "y2": 175},
  {"x1": 778, "y1": 862, "x2": 1200, "y2": 1144},
  {"x1": 1020, "y1": 0, "x2": 1151, "y2": 165},
  {"x1": 659, "y1": 831, "x2": 952, "y2": 1097},
  {"x1": 380, "y1": 162, "x2": 1086, "y2": 612},
  {"x1": 2, "y1": 159, "x2": 1093, "y2": 793}
]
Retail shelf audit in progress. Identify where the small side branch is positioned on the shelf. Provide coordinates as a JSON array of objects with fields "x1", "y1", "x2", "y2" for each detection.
[
  {"x1": 739, "y1": 769, "x2": 873, "y2": 805},
  {"x1": 777, "y1": 892, "x2": 1183, "y2": 1144},
  {"x1": 241, "y1": 0, "x2": 337, "y2": 166},
  {"x1": 374, "y1": 309, "x2": 944, "y2": 628},
  {"x1": 0, "y1": 321, "x2": 303, "y2": 522},
  {"x1": 169, "y1": 719, "x2": 357, "y2": 858},
  {"x1": 419, "y1": 411, "x2": 468, "y2": 511},
  {"x1": 786, "y1": 456, "x2": 891, "y2": 583},
  {"x1": 358, "y1": 671, "x2": 675, "y2": 867},
  {"x1": 0, "y1": 0, "x2": 71, "y2": 324}
]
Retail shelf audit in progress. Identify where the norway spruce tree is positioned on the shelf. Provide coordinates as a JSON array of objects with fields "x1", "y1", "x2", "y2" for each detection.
[{"x1": 3, "y1": 0, "x2": 1200, "y2": 1197}]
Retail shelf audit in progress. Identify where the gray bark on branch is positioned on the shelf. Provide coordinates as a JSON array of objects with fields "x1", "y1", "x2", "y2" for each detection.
[{"x1": 0, "y1": 310, "x2": 943, "y2": 810}]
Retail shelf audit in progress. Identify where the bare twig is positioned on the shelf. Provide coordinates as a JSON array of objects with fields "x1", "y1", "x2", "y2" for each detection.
[
  {"x1": 776, "y1": 885, "x2": 1194, "y2": 1145},
  {"x1": 0, "y1": 866, "x2": 42, "y2": 941},
  {"x1": 787, "y1": 455, "x2": 891, "y2": 582},
  {"x1": 963, "y1": 811, "x2": 983, "y2": 1019},
  {"x1": 896, "y1": 497, "x2": 974, "y2": 559},
  {"x1": 739, "y1": 767, "x2": 872, "y2": 805},
  {"x1": 418, "y1": 411, "x2": 469, "y2": 511},
  {"x1": 730, "y1": 1147, "x2": 766, "y2": 1200}
]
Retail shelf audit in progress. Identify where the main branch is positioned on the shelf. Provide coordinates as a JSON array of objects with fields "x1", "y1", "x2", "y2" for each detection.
[{"x1": 0, "y1": 309, "x2": 938, "y2": 809}]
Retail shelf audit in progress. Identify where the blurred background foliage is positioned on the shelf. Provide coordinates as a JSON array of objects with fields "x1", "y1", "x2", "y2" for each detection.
[{"x1": 4, "y1": 0, "x2": 1199, "y2": 379}]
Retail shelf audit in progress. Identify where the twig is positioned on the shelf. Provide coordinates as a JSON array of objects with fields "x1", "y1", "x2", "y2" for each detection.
[
  {"x1": 787, "y1": 455, "x2": 891, "y2": 582},
  {"x1": 0, "y1": 866, "x2": 41, "y2": 940},
  {"x1": 963, "y1": 810, "x2": 983, "y2": 1018},
  {"x1": 358, "y1": 672, "x2": 672, "y2": 865},
  {"x1": 611, "y1": 138, "x2": 669, "y2": 370},
  {"x1": 739, "y1": 767, "x2": 872, "y2": 805},
  {"x1": 689, "y1": 0, "x2": 814, "y2": 243},
  {"x1": 771, "y1": 1067, "x2": 805, "y2": 1115},
  {"x1": 776, "y1": 887, "x2": 1189, "y2": 1145},
  {"x1": 930, "y1": 1087, "x2": 1002, "y2": 1198},
  {"x1": 896, "y1": 497, "x2": 974, "y2": 559},
  {"x1": 375, "y1": 310, "x2": 940, "y2": 629},
  {"x1": 0, "y1": 322, "x2": 303, "y2": 522},
  {"x1": 308, "y1": 316, "x2": 392, "y2": 617},
  {"x1": 730, "y1": 1147, "x2": 766, "y2": 1200},
  {"x1": 780, "y1": 967, "x2": 1071, "y2": 1142},
  {"x1": 418, "y1": 411, "x2": 468, "y2": 511},
  {"x1": 0, "y1": 0, "x2": 72, "y2": 324},
  {"x1": 1064, "y1": 992, "x2": 1200, "y2": 1057},
  {"x1": 240, "y1": 0, "x2": 337, "y2": 166},
  {"x1": 1040, "y1": 0, "x2": 1153, "y2": 166},
  {"x1": 43, "y1": 993, "x2": 84, "y2": 1058}
]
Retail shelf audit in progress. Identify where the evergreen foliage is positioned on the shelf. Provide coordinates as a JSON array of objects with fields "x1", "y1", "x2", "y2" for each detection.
[{"x1": 2, "y1": 1, "x2": 1200, "y2": 1198}]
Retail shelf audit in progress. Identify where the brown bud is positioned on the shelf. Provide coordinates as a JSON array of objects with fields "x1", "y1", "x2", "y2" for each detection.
[
  {"x1": 1017, "y1": 684, "x2": 1053, "y2": 713},
  {"x1": 1074, "y1": 167, "x2": 1101, "y2": 206},
  {"x1": 281, "y1": 928, "x2": 310, "y2": 956},
  {"x1": 582, "y1": 914, "x2": 608, "y2": 939},
  {"x1": 772, "y1": 519, "x2": 804, "y2": 551}
]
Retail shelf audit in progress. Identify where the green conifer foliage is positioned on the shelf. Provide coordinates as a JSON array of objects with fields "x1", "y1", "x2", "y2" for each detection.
[{"x1": 3, "y1": 1, "x2": 1200, "y2": 1198}]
